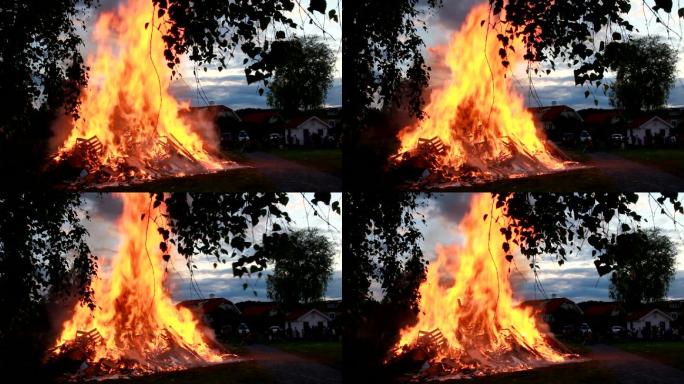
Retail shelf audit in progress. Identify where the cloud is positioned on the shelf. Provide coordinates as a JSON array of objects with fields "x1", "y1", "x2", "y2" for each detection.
[{"x1": 434, "y1": 0, "x2": 484, "y2": 31}]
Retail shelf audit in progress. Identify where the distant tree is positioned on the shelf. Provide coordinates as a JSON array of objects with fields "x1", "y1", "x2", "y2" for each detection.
[
  {"x1": 607, "y1": 37, "x2": 677, "y2": 113},
  {"x1": 606, "y1": 229, "x2": 677, "y2": 310},
  {"x1": 266, "y1": 36, "x2": 335, "y2": 114},
  {"x1": 265, "y1": 228, "x2": 335, "y2": 308}
]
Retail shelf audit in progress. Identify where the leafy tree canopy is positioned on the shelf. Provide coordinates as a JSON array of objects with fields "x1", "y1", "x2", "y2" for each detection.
[
  {"x1": 343, "y1": 192, "x2": 427, "y2": 322},
  {"x1": 605, "y1": 228, "x2": 677, "y2": 310},
  {"x1": 265, "y1": 228, "x2": 335, "y2": 308},
  {"x1": 267, "y1": 36, "x2": 336, "y2": 114},
  {"x1": 607, "y1": 36, "x2": 677, "y2": 112}
]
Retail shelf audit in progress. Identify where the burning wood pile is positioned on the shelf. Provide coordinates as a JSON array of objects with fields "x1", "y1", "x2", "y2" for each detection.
[
  {"x1": 48, "y1": 0, "x2": 239, "y2": 187},
  {"x1": 386, "y1": 194, "x2": 575, "y2": 381},
  {"x1": 47, "y1": 194, "x2": 230, "y2": 380},
  {"x1": 391, "y1": 3, "x2": 579, "y2": 188}
]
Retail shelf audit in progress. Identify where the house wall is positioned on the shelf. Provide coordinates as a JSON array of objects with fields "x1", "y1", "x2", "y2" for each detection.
[
  {"x1": 629, "y1": 311, "x2": 671, "y2": 338},
  {"x1": 286, "y1": 311, "x2": 329, "y2": 337},
  {"x1": 629, "y1": 119, "x2": 671, "y2": 145},
  {"x1": 287, "y1": 119, "x2": 329, "y2": 145}
]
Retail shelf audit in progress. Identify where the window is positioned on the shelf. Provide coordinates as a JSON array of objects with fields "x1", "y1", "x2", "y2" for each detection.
[
  {"x1": 328, "y1": 313, "x2": 336, "y2": 320},
  {"x1": 671, "y1": 120, "x2": 678, "y2": 127}
]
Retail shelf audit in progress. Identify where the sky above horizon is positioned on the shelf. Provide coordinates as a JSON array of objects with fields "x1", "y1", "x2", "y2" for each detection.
[
  {"x1": 81, "y1": 193, "x2": 342, "y2": 304},
  {"x1": 421, "y1": 0, "x2": 684, "y2": 110},
  {"x1": 418, "y1": 193, "x2": 684, "y2": 304},
  {"x1": 79, "y1": 0, "x2": 342, "y2": 110}
]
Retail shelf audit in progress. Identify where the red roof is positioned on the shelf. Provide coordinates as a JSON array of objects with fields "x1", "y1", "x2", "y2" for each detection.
[
  {"x1": 623, "y1": 115, "x2": 660, "y2": 130},
  {"x1": 579, "y1": 109, "x2": 622, "y2": 125},
  {"x1": 239, "y1": 110, "x2": 280, "y2": 125},
  {"x1": 625, "y1": 307, "x2": 669, "y2": 321},
  {"x1": 237, "y1": 302, "x2": 278, "y2": 317},
  {"x1": 177, "y1": 298, "x2": 237, "y2": 315},
  {"x1": 529, "y1": 105, "x2": 577, "y2": 122},
  {"x1": 581, "y1": 302, "x2": 620, "y2": 317},
  {"x1": 284, "y1": 116, "x2": 314, "y2": 129},
  {"x1": 521, "y1": 298, "x2": 577, "y2": 314}
]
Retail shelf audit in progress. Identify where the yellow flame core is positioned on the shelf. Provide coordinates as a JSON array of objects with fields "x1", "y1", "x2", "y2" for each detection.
[
  {"x1": 54, "y1": 193, "x2": 222, "y2": 367},
  {"x1": 394, "y1": 194, "x2": 565, "y2": 366},
  {"x1": 57, "y1": 0, "x2": 222, "y2": 170},
  {"x1": 396, "y1": 3, "x2": 565, "y2": 174}
]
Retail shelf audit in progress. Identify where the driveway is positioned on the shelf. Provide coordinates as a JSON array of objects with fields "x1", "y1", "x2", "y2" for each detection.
[
  {"x1": 589, "y1": 344, "x2": 684, "y2": 384},
  {"x1": 587, "y1": 152, "x2": 684, "y2": 191},
  {"x1": 243, "y1": 152, "x2": 342, "y2": 191},
  {"x1": 246, "y1": 344, "x2": 342, "y2": 384}
]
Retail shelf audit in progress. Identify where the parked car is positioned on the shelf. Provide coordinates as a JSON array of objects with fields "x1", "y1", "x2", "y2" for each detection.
[
  {"x1": 579, "y1": 130, "x2": 592, "y2": 144},
  {"x1": 579, "y1": 323, "x2": 592, "y2": 336},
  {"x1": 610, "y1": 133, "x2": 624, "y2": 144},
  {"x1": 269, "y1": 325, "x2": 283, "y2": 334},
  {"x1": 238, "y1": 323, "x2": 250, "y2": 336},
  {"x1": 611, "y1": 325, "x2": 626, "y2": 337},
  {"x1": 238, "y1": 130, "x2": 250, "y2": 143},
  {"x1": 268, "y1": 133, "x2": 282, "y2": 142}
]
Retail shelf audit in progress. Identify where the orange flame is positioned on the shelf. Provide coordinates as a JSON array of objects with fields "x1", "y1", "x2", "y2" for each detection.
[
  {"x1": 56, "y1": 0, "x2": 224, "y2": 174},
  {"x1": 393, "y1": 194, "x2": 566, "y2": 373},
  {"x1": 396, "y1": 3, "x2": 567, "y2": 181},
  {"x1": 53, "y1": 193, "x2": 223, "y2": 373}
]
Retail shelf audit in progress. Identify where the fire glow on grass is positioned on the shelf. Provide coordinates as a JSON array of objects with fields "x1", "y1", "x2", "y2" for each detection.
[
  {"x1": 54, "y1": 0, "x2": 227, "y2": 181},
  {"x1": 52, "y1": 194, "x2": 226, "y2": 376},
  {"x1": 394, "y1": 3, "x2": 571, "y2": 184},
  {"x1": 392, "y1": 194, "x2": 568, "y2": 378}
]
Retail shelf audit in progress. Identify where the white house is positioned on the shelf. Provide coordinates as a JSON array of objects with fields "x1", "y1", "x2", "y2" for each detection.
[
  {"x1": 284, "y1": 308, "x2": 331, "y2": 337},
  {"x1": 285, "y1": 116, "x2": 330, "y2": 146},
  {"x1": 626, "y1": 116, "x2": 673, "y2": 146},
  {"x1": 627, "y1": 308, "x2": 673, "y2": 338}
]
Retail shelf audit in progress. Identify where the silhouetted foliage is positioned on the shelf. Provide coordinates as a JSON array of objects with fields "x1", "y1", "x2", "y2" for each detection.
[
  {"x1": 606, "y1": 229, "x2": 677, "y2": 310},
  {"x1": 0, "y1": 0, "x2": 91, "y2": 185},
  {"x1": 343, "y1": 193, "x2": 427, "y2": 321},
  {"x1": 0, "y1": 193, "x2": 96, "y2": 371},
  {"x1": 151, "y1": 0, "x2": 339, "y2": 95},
  {"x1": 266, "y1": 36, "x2": 335, "y2": 114},
  {"x1": 607, "y1": 36, "x2": 677, "y2": 113},
  {"x1": 264, "y1": 228, "x2": 335, "y2": 308}
]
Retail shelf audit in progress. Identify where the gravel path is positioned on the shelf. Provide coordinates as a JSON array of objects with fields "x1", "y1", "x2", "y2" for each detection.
[
  {"x1": 587, "y1": 152, "x2": 684, "y2": 191},
  {"x1": 589, "y1": 344, "x2": 684, "y2": 384},
  {"x1": 246, "y1": 344, "x2": 342, "y2": 384},
  {"x1": 243, "y1": 151, "x2": 342, "y2": 191}
]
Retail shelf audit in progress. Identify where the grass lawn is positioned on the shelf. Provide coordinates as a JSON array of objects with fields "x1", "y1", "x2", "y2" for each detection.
[
  {"x1": 443, "y1": 167, "x2": 616, "y2": 192},
  {"x1": 107, "y1": 360, "x2": 273, "y2": 384},
  {"x1": 95, "y1": 167, "x2": 274, "y2": 192},
  {"x1": 613, "y1": 148, "x2": 684, "y2": 179},
  {"x1": 267, "y1": 149, "x2": 342, "y2": 177},
  {"x1": 270, "y1": 341, "x2": 342, "y2": 369},
  {"x1": 613, "y1": 341, "x2": 684, "y2": 371},
  {"x1": 464, "y1": 360, "x2": 615, "y2": 384}
]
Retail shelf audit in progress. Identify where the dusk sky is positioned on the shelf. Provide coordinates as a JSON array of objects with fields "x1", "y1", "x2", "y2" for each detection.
[
  {"x1": 80, "y1": 0, "x2": 342, "y2": 110},
  {"x1": 420, "y1": 193, "x2": 684, "y2": 304},
  {"x1": 421, "y1": 0, "x2": 684, "y2": 109},
  {"x1": 81, "y1": 193, "x2": 342, "y2": 304}
]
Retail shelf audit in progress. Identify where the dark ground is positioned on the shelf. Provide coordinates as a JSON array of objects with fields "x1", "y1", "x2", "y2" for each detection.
[
  {"x1": 246, "y1": 344, "x2": 342, "y2": 384},
  {"x1": 92, "y1": 150, "x2": 342, "y2": 192}
]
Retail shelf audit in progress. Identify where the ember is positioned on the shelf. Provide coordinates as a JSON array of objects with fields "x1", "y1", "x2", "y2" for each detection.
[
  {"x1": 51, "y1": 0, "x2": 238, "y2": 186},
  {"x1": 392, "y1": 3, "x2": 578, "y2": 187},
  {"x1": 49, "y1": 193, "x2": 230, "y2": 379},
  {"x1": 389, "y1": 194, "x2": 575, "y2": 380}
]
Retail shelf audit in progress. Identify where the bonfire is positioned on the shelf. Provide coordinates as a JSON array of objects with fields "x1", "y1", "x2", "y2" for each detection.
[
  {"x1": 388, "y1": 194, "x2": 575, "y2": 380},
  {"x1": 48, "y1": 194, "x2": 232, "y2": 379},
  {"x1": 391, "y1": 3, "x2": 579, "y2": 188},
  {"x1": 50, "y1": 0, "x2": 240, "y2": 187}
]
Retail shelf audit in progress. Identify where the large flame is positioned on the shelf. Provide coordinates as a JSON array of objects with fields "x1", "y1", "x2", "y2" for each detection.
[
  {"x1": 56, "y1": 0, "x2": 224, "y2": 175},
  {"x1": 393, "y1": 194, "x2": 566, "y2": 374},
  {"x1": 395, "y1": 3, "x2": 568, "y2": 182},
  {"x1": 53, "y1": 193, "x2": 224, "y2": 374}
]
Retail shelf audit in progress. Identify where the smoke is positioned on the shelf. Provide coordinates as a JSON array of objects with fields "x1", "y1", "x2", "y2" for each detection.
[
  {"x1": 435, "y1": 0, "x2": 483, "y2": 31},
  {"x1": 179, "y1": 107, "x2": 221, "y2": 153}
]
